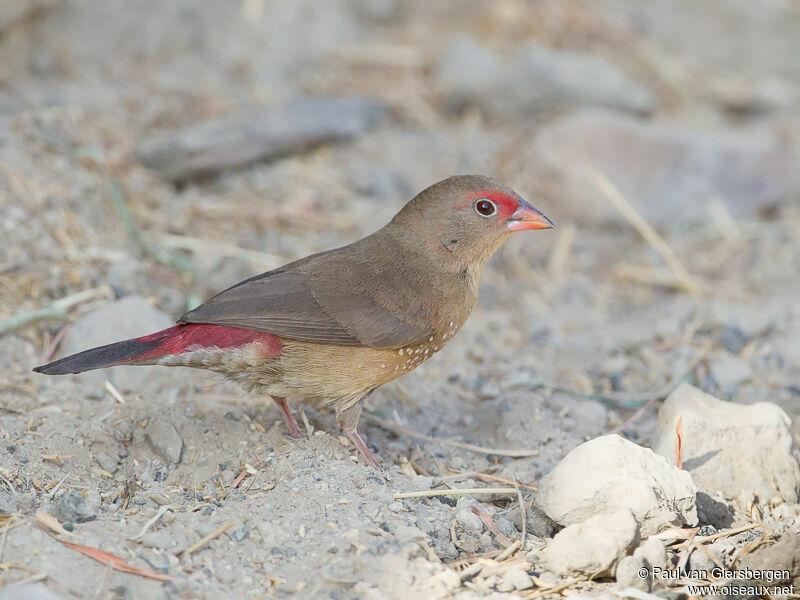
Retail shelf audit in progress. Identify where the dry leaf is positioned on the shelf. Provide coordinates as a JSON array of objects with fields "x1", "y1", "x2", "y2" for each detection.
[
  {"x1": 55, "y1": 538, "x2": 171, "y2": 581},
  {"x1": 674, "y1": 415, "x2": 684, "y2": 469}
]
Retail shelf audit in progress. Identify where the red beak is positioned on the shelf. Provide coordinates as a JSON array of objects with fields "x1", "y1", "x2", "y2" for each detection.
[{"x1": 507, "y1": 199, "x2": 554, "y2": 232}]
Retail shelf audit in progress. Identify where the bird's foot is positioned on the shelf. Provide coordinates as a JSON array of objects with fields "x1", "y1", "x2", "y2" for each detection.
[
  {"x1": 345, "y1": 428, "x2": 382, "y2": 470},
  {"x1": 271, "y1": 396, "x2": 303, "y2": 439}
]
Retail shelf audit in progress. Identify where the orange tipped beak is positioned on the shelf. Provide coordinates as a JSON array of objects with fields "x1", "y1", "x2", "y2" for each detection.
[{"x1": 507, "y1": 200, "x2": 554, "y2": 232}]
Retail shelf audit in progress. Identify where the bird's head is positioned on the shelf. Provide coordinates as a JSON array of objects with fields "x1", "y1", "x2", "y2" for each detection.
[{"x1": 389, "y1": 175, "x2": 553, "y2": 269}]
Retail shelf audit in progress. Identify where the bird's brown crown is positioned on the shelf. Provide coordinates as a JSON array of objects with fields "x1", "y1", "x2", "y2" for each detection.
[{"x1": 387, "y1": 175, "x2": 550, "y2": 271}]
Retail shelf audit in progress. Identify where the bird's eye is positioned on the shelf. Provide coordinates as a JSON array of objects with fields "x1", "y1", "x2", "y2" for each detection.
[{"x1": 474, "y1": 199, "x2": 497, "y2": 218}]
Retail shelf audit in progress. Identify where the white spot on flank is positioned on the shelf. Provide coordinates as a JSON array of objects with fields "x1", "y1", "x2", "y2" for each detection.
[
  {"x1": 398, "y1": 349, "x2": 403, "y2": 355},
  {"x1": 381, "y1": 363, "x2": 386, "y2": 368},
  {"x1": 449, "y1": 321, "x2": 454, "y2": 327},
  {"x1": 428, "y1": 336, "x2": 433, "y2": 342},
  {"x1": 424, "y1": 349, "x2": 429, "y2": 355}
]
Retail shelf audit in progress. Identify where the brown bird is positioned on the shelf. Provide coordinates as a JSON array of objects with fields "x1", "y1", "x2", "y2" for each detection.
[{"x1": 34, "y1": 175, "x2": 553, "y2": 467}]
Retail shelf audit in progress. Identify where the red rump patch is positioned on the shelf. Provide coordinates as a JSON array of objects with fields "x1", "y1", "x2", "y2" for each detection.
[
  {"x1": 467, "y1": 189, "x2": 519, "y2": 219},
  {"x1": 133, "y1": 323, "x2": 283, "y2": 361}
]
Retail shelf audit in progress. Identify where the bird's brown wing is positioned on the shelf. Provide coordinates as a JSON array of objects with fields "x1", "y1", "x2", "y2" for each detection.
[{"x1": 179, "y1": 248, "x2": 436, "y2": 348}]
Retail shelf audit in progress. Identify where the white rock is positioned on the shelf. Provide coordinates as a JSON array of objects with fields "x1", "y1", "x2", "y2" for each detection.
[
  {"x1": 144, "y1": 421, "x2": 184, "y2": 464},
  {"x1": 615, "y1": 555, "x2": 650, "y2": 591},
  {"x1": 394, "y1": 524, "x2": 426, "y2": 544},
  {"x1": 633, "y1": 538, "x2": 668, "y2": 571},
  {"x1": 654, "y1": 383, "x2": 800, "y2": 503},
  {"x1": 536, "y1": 435, "x2": 697, "y2": 536},
  {"x1": 58, "y1": 295, "x2": 189, "y2": 392},
  {"x1": 521, "y1": 110, "x2": 800, "y2": 226},
  {"x1": 543, "y1": 510, "x2": 639, "y2": 577},
  {"x1": 436, "y1": 38, "x2": 653, "y2": 119},
  {"x1": 708, "y1": 356, "x2": 753, "y2": 394},
  {"x1": 502, "y1": 567, "x2": 534, "y2": 591}
]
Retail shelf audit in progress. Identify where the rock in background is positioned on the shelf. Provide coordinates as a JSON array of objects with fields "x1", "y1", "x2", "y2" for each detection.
[
  {"x1": 536, "y1": 434, "x2": 697, "y2": 536},
  {"x1": 654, "y1": 383, "x2": 800, "y2": 504}
]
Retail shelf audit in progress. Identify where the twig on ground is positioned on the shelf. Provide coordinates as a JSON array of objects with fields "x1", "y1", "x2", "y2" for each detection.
[
  {"x1": 515, "y1": 478, "x2": 527, "y2": 553},
  {"x1": 43, "y1": 323, "x2": 71, "y2": 362},
  {"x1": 128, "y1": 505, "x2": 171, "y2": 541},
  {"x1": 366, "y1": 415, "x2": 539, "y2": 458},
  {"x1": 104, "y1": 380, "x2": 126, "y2": 404},
  {"x1": 675, "y1": 523, "x2": 760, "y2": 549},
  {"x1": 583, "y1": 164, "x2": 703, "y2": 298},
  {"x1": 393, "y1": 488, "x2": 516, "y2": 500},
  {"x1": 496, "y1": 540, "x2": 521, "y2": 562},
  {"x1": 180, "y1": 521, "x2": 235, "y2": 556}
]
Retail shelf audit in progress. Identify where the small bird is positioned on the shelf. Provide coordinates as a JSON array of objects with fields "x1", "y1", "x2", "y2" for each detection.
[{"x1": 34, "y1": 175, "x2": 552, "y2": 467}]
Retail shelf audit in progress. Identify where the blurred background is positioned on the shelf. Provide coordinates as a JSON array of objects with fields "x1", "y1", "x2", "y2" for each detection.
[{"x1": 1, "y1": 0, "x2": 800, "y2": 597}]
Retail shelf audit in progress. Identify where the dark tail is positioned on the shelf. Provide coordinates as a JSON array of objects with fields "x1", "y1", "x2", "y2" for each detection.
[
  {"x1": 33, "y1": 323, "x2": 283, "y2": 375},
  {"x1": 33, "y1": 328, "x2": 175, "y2": 375}
]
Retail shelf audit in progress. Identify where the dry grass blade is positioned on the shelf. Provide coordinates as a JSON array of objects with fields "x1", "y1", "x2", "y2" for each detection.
[
  {"x1": 54, "y1": 538, "x2": 171, "y2": 581},
  {"x1": 649, "y1": 527, "x2": 700, "y2": 542},
  {"x1": 367, "y1": 415, "x2": 539, "y2": 458},
  {"x1": 0, "y1": 285, "x2": 111, "y2": 334},
  {"x1": 674, "y1": 523, "x2": 760, "y2": 549},
  {"x1": 35, "y1": 511, "x2": 72, "y2": 537},
  {"x1": 583, "y1": 164, "x2": 703, "y2": 298}
]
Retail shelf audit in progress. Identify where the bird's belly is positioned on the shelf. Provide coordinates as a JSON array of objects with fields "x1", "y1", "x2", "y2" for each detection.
[{"x1": 259, "y1": 334, "x2": 455, "y2": 406}]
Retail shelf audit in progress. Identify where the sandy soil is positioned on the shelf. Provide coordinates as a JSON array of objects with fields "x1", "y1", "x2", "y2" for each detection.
[{"x1": 1, "y1": 1, "x2": 799, "y2": 599}]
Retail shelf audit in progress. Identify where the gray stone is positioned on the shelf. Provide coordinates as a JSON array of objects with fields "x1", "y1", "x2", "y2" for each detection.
[
  {"x1": 0, "y1": 583, "x2": 66, "y2": 600},
  {"x1": 53, "y1": 489, "x2": 95, "y2": 524},
  {"x1": 395, "y1": 524, "x2": 426, "y2": 543},
  {"x1": 94, "y1": 452, "x2": 118, "y2": 474},
  {"x1": 616, "y1": 555, "x2": 650, "y2": 591},
  {"x1": 136, "y1": 96, "x2": 388, "y2": 182},
  {"x1": 436, "y1": 38, "x2": 653, "y2": 119},
  {"x1": 688, "y1": 548, "x2": 718, "y2": 573},
  {"x1": 654, "y1": 384, "x2": 800, "y2": 503},
  {"x1": 506, "y1": 503, "x2": 555, "y2": 538},
  {"x1": 145, "y1": 421, "x2": 184, "y2": 464},
  {"x1": 141, "y1": 531, "x2": 173, "y2": 549},
  {"x1": 455, "y1": 509, "x2": 484, "y2": 534},
  {"x1": 708, "y1": 356, "x2": 753, "y2": 395},
  {"x1": 543, "y1": 510, "x2": 640, "y2": 577},
  {"x1": 57, "y1": 296, "x2": 182, "y2": 392},
  {"x1": 536, "y1": 435, "x2": 697, "y2": 536},
  {"x1": 502, "y1": 567, "x2": 534, "y2": 591},
  {"x1": 634, "y1": 538, "x2": 669, "y2": 571},
  {"x1": 0, "y1": 492, "x2": 17, "y2": 515},
  {"x1": 521, "y1": 110, "x2": 800, "y2": 227}
]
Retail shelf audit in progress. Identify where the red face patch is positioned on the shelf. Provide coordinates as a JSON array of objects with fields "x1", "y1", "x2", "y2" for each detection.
[{"x1": 466, "y1": 189, "x2": 519, "y2": 220}]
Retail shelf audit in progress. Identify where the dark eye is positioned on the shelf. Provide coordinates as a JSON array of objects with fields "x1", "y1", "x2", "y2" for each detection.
[{"x1": 474, "y1": 199, "x2": 497, "y2": 217}]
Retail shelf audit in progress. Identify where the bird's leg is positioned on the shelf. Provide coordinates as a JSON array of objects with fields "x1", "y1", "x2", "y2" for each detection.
[
  {"x1": 337, "y1": 398, "x2": 381, "y2": 469},
  {"x1": 271, "y1": 396, "x2": 303, "y2": 438}
]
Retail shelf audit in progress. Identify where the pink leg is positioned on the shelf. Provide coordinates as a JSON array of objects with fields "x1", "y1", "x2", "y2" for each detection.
[
  {"x1": 337, "y1": 397, "x2": 381, "y2": 469},
  {"x1": 345, "y1": 428, "x2": 381, "y2": 469},
  {"x1": 271, "y1": 396, "x2": 303, "y2": 438}
]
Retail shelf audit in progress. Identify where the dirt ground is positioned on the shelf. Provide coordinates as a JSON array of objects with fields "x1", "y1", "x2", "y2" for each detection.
[{"x1": 1, "y1": 1, "x2": 800, "y2": 599}]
